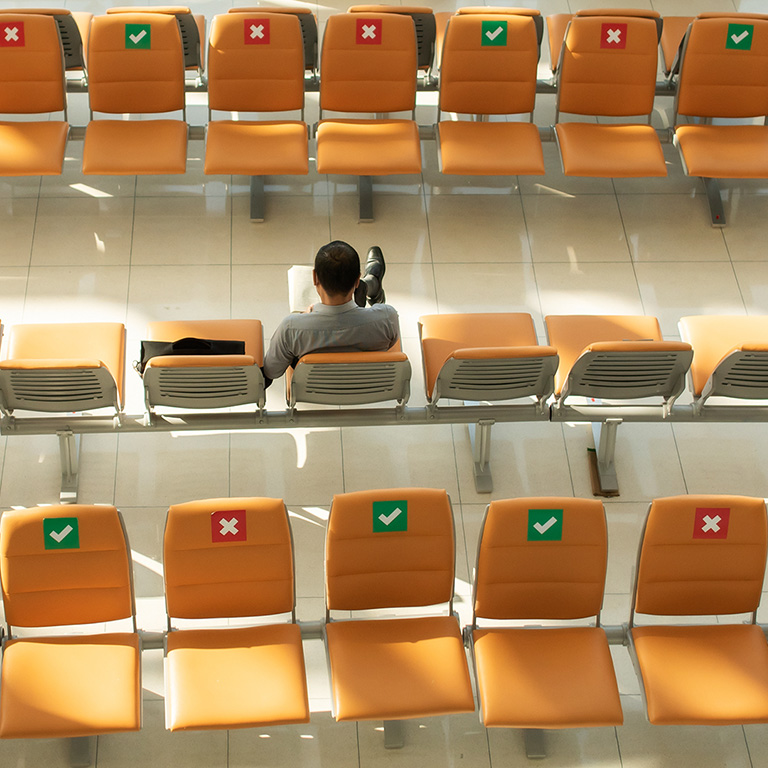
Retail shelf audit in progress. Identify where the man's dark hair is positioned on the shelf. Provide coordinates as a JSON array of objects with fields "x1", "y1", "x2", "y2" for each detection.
[{"x1": 314, "y1": 241, "x2": 361, "y2": 297}]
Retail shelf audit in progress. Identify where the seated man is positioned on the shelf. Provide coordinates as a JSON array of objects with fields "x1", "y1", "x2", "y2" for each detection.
[{"x1": 262, "y1": 241, "x2": 400, "y2": 384}]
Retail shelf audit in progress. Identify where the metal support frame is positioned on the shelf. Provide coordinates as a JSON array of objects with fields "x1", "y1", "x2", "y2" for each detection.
[
  {"x1": 383, "y1": 719, "x2": 405, "y2": 749},
  {"x1": 703, "y1": 177, "x2": 726, "y2": 227},
  {"x1": 358, "y1": 176, "x2": 373, "y2": 222},
  {"x1": 468, "y1": 418, "x2": 494, "y2": 493},
  {"x1": 591, "y1": 419, "x2": 622, "y2": 496},
  {"x1": 58, "y1": 430, "x2": 81, "y2": 504},
  {"x1": 250, "y1": 176, "x2": 266, "y2": 222},
  {"x1": 68, "y1": 735, "x2": 96, "y2": 767},
  {"x1": 524, "y1": 729, "x2": 546, "y2": 760}
]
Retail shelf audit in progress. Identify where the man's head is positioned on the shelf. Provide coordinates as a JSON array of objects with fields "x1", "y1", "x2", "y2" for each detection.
[{"x1": 314, "y1": 241, "x2": 360, "y2": 299}]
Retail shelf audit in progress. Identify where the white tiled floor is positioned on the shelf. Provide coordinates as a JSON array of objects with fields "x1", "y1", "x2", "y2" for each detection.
[{"x1": 1, "y1": 0, "x2": 768, "y2": 765}]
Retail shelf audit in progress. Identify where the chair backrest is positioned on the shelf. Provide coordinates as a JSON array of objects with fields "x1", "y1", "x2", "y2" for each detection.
[
  {"x1": 473, "y1": 497, "x2": 607, "y2": 624},
  {"x1": 0, "y1": 504, "x2": 135, "y2": 630},
  {"x1": 348, "y1": 5, "x2": 436, "y2": 69},
  {"x1": 319, "y1": 12, "x2": 418, "y2": 113},
  {"x1": 164, "y1": 497, "x2": 295, "y2": 622},
  {"x1": 107, "y1": 5, "x2": 201, "y2": 70},
  {"x1": 87, "y1": 12, "x2": 185, "y2": 114},
  {"x1": 2, "y1": 8, "x2": 87, "y2": 70},
  {"x1": 438, "y1": 13, "x2": 539, "y2": 116},
  {"x1": 631, "y1": 495, "x2": 768, "y2": 621},
  {"x1": 0, "y1": 322, "x2": 125, "y2": 413},
  {"x1": 561, "y1": 340, "x2": 693, "y2": 402},
  {"x1": 557, "y1": 15, "x2": 659, "y2": 117},
  {"x1": 326, "y1": 488, "x2": 455, "y2": 612},
  {"x1": 230, "y1": 6, "x2": 318, "y2": 71},
  {"x1": 207, "y1": 12, "x2": 305, "y2": 113},
  {"x1": 456, "y1": 7, "x2": 543, "y2": 46},
  {"x1": 289, "y1": 350, "x2": 411, "y2": 407},
  {"x1": 0, "y1": 13, "x2": 66, "y2": 115},
  {"x1": 675, "y1": 16, "x2": 768, "y2": 120}
]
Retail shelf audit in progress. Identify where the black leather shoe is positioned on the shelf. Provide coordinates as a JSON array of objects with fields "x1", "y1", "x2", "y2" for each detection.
[{"x1": 363, "y1": 246, "x2": 386, "y2": 305}]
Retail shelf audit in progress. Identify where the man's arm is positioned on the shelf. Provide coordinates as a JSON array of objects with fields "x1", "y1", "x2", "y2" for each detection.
[{"x1": 262, "y1": 318, "x2": 297, "y2": 382}]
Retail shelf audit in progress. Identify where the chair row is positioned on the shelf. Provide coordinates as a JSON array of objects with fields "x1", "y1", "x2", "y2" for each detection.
[
  {"x1": 2, "y1": 491, "x2": 768, "y2": 757},
  {"x1": 1, "y1": 9, "x2": 766, "y2": 224}
]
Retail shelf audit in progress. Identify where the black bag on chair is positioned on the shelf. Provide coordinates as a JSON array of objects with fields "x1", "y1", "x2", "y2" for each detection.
[{"x1": 136, "y1": 337, "x2": 246, "y2": 374}]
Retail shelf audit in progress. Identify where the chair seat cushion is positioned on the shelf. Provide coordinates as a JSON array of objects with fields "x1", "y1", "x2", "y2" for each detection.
[
  {"x1": 0, "y1": 633, "x2": 141, "y2": 738},
  {"x1": 632, "y1": 624, "x2": 768, "y2": 725},
  {"x1": 0, "y1": 122, "x2": 68, "y2": 176},
  {"x1": 473, "y1": 626, "x2": 622, "y2": 728},
  {"x1": 316, "y1": 119, "x2": 422, "y2": 175},
  {"x1": 83, "y1": 120, "x2": 187, "y2": 175},
  {"x1": 166, "y1": 624, "x2": 309, "y2": 731},
  {"x1": 204, "y1": 121, "x2": 309, "y2": 176},
  {"x1": 674, "y1": 124, "x2": 768, "y2": 179},
  {"x1": 438, "y1": 121, "x2": 545, "y2": 176},
  {"x1": 556, "y1": 123, "x2": 667, "y2": 177},
  {"x1": 326, "y1": 616, "x2": 474, "y2": 721}
]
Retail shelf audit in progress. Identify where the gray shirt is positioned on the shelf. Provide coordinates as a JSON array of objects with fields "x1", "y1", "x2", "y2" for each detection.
[{"x1": 263, "y1": 300, "x2": 400, "y2": 381}]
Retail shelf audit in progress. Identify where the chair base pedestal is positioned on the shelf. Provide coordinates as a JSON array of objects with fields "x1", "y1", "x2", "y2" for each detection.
[
  {"x1": 359, "y1": 176, "x2": 373, "y2": 222},
  {"x1": 703, "y1": 177, "x2": 726, "y2": 228},
  {"x1": 524, "y1": 729, "x2": 546, "y2": 760},
  {"x1": 250, "y1": 176, "x2": 266, "y2": 222},
  {"x1": 383, "y1": 720, "x2": 405, "y2": 749},
  {"x1": 468, "y1": 416, "x2": 494, "y2": 493},
  {"x1": 58, "y1": 430, "x2": 81, "y2": 504},
  {"x1": 69, "y1": 735, "x2": 96, "y2": 768}
]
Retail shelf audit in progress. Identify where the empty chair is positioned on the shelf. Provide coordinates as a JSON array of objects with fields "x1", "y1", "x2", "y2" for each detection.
[
  {"x1": 316, "y1": 13, "x2": 422, "y2": 221},
  {"x1": 204, "y1": 12, "x2": 308, "y2": 221},
  {"x1": 141, "y1": 319, "x2": 266, "y2": 417},
  {"x1": 230, "y1": 6, "x2": 319, "y2": 74},
  {"x1": 163, "y1": 497, "x2": 309, "y2": 731},
  {"x1": 679, "y1": 315, "x2": 768, "y2": 413},
  {"x1": 554, "y1": 14, "x2": 667, "y2": 178},
  {"x1": 0, "y1": 322, "x2": 126, "y2": 415},
  {"x1": 419, "y1": 313, "x2": 557, "y2": 408},
  {"x1": 471, "y1": 497, "x2": 622, "y2": 756},
  {"x1": 0, "y1": 505, "x2": 142, "y2": 742},
  {"x1": 630, "y1": 494, "x2": 768, "y2": 724},
  {"x1": 0, "y1": 13, "x2": 69, "y2": 176},
  {"x1": 672, "y1": 14, "x2": 768, "y2": 226},
  {"x1": 83, "y1": 12, "x2": 187, "y2": 175},
  {"x1": 288, "y1": 348, "x2": 411, "y2": 410},
  {"x1": 324, "y1": 488, "x2": 474, "y2": 747},
  {"x1": 436, "y1": 11, "x2": 545, "y2": 177}
]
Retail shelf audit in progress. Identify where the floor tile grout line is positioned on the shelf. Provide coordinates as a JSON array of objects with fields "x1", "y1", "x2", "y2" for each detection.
[{"x1": 614, "y1": 190, "x2": 648, "y2": 316}]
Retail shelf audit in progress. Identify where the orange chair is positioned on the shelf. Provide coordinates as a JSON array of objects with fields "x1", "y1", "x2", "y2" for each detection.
[
  {"x1": 672, "y1": 15, "x2": 768, "y2": 226},
  {"x1": 83, "y1": 13, "x2": 187, "y2": 175},
  {"x1": 230, "y1": 7, "x2": 318, "y2": 74},
  {"x1": 678, "y1": 315, "x2": 768, "y2": 413},
  {"x1": 324, "y1": 488, "x2": 474, "y2": 748},
  {"x1": 0, "y1": 13, "x2": 69, "y2": 176},
  {"x1": 0, "y1": 505, "x2": 141, "y2": 742},
  {"x1": 436, "y1": 12, "x2": 545, "y2": 177},
  {"x1": 316, "y1": 13, "x2": 422, "y2": 221},
  {"x1": 141, "y1": 319, "x2": 266, "y2": 417},
  {"x1": 204, "y1": 12, "x2": 308, "y2": 221},
  {"x1": 554, "y1": 14, "x2": 667, "y2": 178},
  {"x1": 471, "y1": 497, "x2": 622, "y2": 756},
  {"x1": 163, "y1": 497, "x2": 309, "y2": 731},
  {"x1": 630, "y1": 495, "x2": 768, "y2": 725}
]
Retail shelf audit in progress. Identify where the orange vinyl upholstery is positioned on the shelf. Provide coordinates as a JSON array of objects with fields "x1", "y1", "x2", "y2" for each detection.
[
  {"x1": 554, "y1": 15, "x2": 666, "y2": 178},
  {"x1": 660, "y1": 15, "x2": 692, "y2": 74},
  {"x1": 324, "y1": 488, "x2": 474, "y2": 722},
  {"x1": 679, "y1": 315, "x2": 768, "y2": 400},
  {"x1": 546, "y1": 13, "x2": 571, "y2": 72},
  {"x1": 674, "y1": 17, "x2": 768, "y2": 180},
  {"x1": 0, "y1": 13, "x2": 68, "y2": 176},
  {"x1": 146, "y1": 319, "x2": 264, "y2": 365},
  {"x1": 418, "y1": 312, "x2": 557, "y2": 403},
  {"x1": 471, "y1": 496, "x2": 621, "y2": 728},
  {"x1": 631, "y1": 494, "x2": 768, "y2": 725},
  {"x1": 436, "y1": 13, "x2": 544, "y2": 176},
  {"x1": 163, "y1": 497, "x2": 309, "y2": 731},
  {"x1": 0, "y1": 321, "x2": 126, "y2": 412},
  {"x1": 204, "y1": 13, "x2": 308, "y2": 177},
  {"x1": 0, "y1": 504, "x2": 141, "y2": 739},
  {"x1": 83, "y1": 13, "x2": 187, "y2": 175},
  {"x1": 316, "y1": 13, "x2": 422, "y2": 177}
]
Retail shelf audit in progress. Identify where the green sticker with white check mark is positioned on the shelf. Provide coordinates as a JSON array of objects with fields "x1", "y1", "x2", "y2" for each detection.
[
  {"x1": 373, "y1": 500, "x2": 407, "y2": 532},
  {"x1": 43, "y1": 517, "x2": 80, "y2": 550},
  {"x1": 527, "y1": 509, "x2": 563, "y2": 541}
]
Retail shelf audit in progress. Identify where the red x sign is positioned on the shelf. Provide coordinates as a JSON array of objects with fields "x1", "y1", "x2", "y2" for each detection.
[
  {"x1": 211, "y1": 509, "x2": 247, "y2": 543},
  {"x1": 356, "y1": 18, "x2": 381, "y2": 45},
  {"x1": 693, "y1": 507, "x2": 730, "y2": 540},
  {"x1": 601, "y1": 22, "x2": 627, "y2": 49},
  {"x1": 244, "y1": 18, "x2": 270, "y2": 45},
  {"x1": 0, "y1": 22, "x2": 24, "y2": 47}
]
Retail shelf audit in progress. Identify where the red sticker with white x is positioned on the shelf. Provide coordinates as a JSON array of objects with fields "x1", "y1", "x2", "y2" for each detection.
[
  {"x1": 244, "y1": 18, "x2": 270, "y2": 44},
  {"x1": 0, "y1": 22, "x2": 24, "y2": 47},
  {"x1": 601, "y1": 22, "x2": 627, "y2": 49},
  {"x1": 356, "y1": 18, "x2": 381, "y2": 44},
  {"x1": 211, "y1": 509, "x2": 247, "y2": 543},
  {"x1": 693, "y1": 507, "x2": 730, "y2": 539}
]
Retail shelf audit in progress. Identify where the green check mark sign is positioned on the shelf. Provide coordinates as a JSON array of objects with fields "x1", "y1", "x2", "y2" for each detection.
[
  {"x1": 43, "y1": 517, "x2": 80, "y2": 550},
  {"x1": 373, "y1": 500, "x2": 408, "y2": 532}
]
